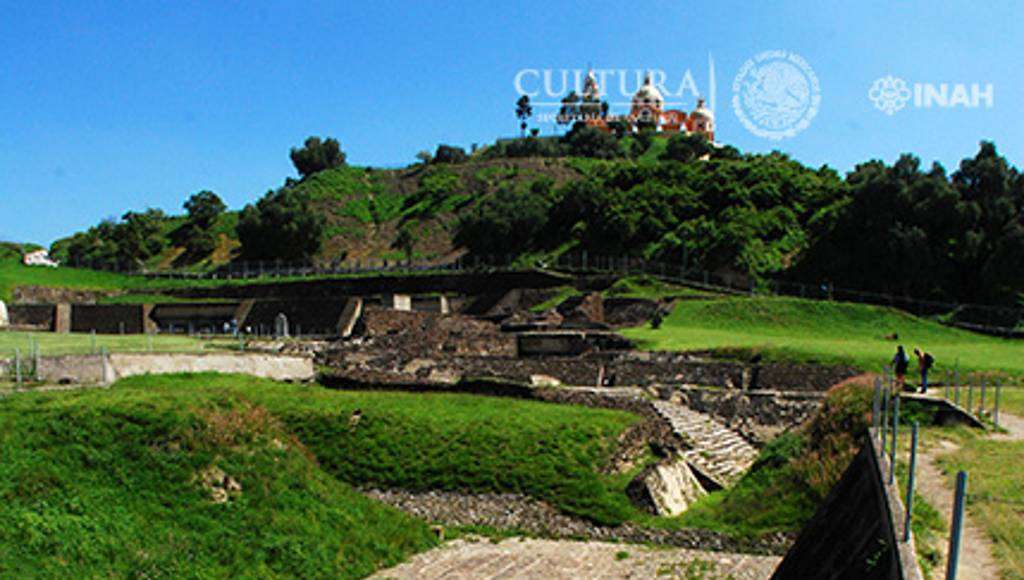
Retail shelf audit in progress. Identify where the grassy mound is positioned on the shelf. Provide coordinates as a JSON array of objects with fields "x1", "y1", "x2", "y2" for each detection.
[
  {"x1": 0, "y1": 377, "x2": 437, "y2": 577},
  {"x1": 0, "y1": 374, "x2": 642, "y2": 576},
  {"x1": 624, "y1": 296, "x2": 1024, "y2": 376}
]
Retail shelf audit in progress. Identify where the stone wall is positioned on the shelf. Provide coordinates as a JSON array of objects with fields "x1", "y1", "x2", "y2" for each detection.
[
  {"x1": 363, "y1": 488, "x2": 791, "y2": 555},
  {"x1": 31, "y1": 352, "x2": 314, "y2": 385},
  {"x1": 7, "y1": 304, "x2": 56, "y2": 330},
  {"x1": 166, "y1": 270, "x2": 571, "y2": 300},
  {"x1": 659, "y1": 386, "x2": 825, "y2": 444},
  {"x1": 12, "y1": 285, "x2": 118, "y2": 304}
]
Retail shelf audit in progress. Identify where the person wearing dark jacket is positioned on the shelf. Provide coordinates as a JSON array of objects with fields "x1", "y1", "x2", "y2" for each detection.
[
  {"x1": 892, "y1": 345, "x2": 910, "y2": 391},
  {"x1": 914, "y1": 348, "x2": 935, "y2": 393}
]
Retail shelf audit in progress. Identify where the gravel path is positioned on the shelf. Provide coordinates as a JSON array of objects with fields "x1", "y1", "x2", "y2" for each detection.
[{"x1": 372, "y1": 537, "x2": 781, "y2": 579}]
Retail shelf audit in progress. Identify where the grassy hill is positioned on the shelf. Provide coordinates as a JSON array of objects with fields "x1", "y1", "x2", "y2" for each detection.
[
  {"x1": 623, "y1": 295, "x2": 1024, "y2": 377},
  {"x1": 0, "y1": 373, "x2": 642, "y2": 576}
]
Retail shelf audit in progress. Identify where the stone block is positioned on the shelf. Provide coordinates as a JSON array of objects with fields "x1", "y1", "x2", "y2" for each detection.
[{"x1": 627, "y1": 457, "x2": 707, "y2": 516}]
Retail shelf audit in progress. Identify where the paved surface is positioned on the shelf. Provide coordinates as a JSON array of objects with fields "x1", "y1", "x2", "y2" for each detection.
[
  {"x1": 653, "y1": 400, "x2": 760, "y2": 487},
  {"x1": 373, "y1": 537, "x2": 781, "y2": 579}
]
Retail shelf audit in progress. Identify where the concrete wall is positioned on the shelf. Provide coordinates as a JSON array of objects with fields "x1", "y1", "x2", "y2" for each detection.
[
  {"x1": 36, "y1": 354, "x2": 109, "y2": 384},
  {"x1": 107, "y1": 353, "x2": 314, "y2": 382},
  {"x1": 33, "y1": 352, "x2": 314, "y2": 385},
  {"x1": 772, "y1": 435, "x2": 922, "y2": 579}
]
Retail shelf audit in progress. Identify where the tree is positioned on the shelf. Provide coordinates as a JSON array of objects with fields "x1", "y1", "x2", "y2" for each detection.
[
  {"x1": 393, "y1": 222, "x2": 417, "y2": 262},
  {"x1": 170, "y1": 191, "x2": 227, "y2": 260},
  {"x1": 415, "y1": 150, "x2": 433, "y2": 164},
  {"x1": 236, "y1": 188, "x2": 325, "y2": 261},
  {"x1": 662, "y1": 133, "x2": 712, "y2": 163},
  {"x1": 183, "y1": 191, "x2": 226, "y2": 230},
  {"x1": 557, "y1": 91, "x2": 580, "y2": 128},
  {"x1": 115, "y1": 209, "x2": 167, "y2": 266},
  {"x1": 515, "y1": 95, "x2": 532, "y2": 136},
  {"x1": 289, "y1": 136, "x2": 346, "y2": 179},
  {"x1": 433, "y1": 144, "x2": 469, "y2": 164},
  {"x1": 562, "y1": 124, "x2": 621, "y2": 159}
]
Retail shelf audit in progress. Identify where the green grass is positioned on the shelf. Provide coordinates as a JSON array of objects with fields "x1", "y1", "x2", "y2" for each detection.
[
  {"x1": 668, "y1": 432, "x2": 819, "y2": 537},
  {"x1": 603, "y1": 275, "x2": 714, "y2": 300},
  {"x1": 0, "y1": 373, "x2": 655, "y2": 576},
  {"x1": 0, "y1": 331, "x2": 219, "y2": 357},
  {"x1": 529, "y1": 286, "x2": 581, "y2": 313},
  {"x1": 623, "y1": 296, "x2": 1024, "y2": 377},
  {"x1": 935, "y1": 430, "x2": 1024, "y2": 579},
  {"x1": 0, "y1": 374, "x2": 438, "y2": 578}
]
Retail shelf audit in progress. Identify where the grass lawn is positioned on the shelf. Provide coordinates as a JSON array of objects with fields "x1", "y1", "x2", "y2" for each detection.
[
  {"x1": 623, "y1": 296, "x2": 1024, "y2": 379},
  {"x1": 0, "y1": 330, "x2": 220, "y2": 357},
  {"x1": 930, "y1": 428, "x2": 1024, "y2": 580},
  {"x1": 0, "y1": 373, "x2": 647, "y2": 576},
  {"x1": 0, "y1": 374, "x2": 439, "y2": 578}
]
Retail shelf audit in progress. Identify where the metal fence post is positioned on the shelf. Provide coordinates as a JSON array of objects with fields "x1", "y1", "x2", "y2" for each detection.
[
  {"x1": 872, "y1": 378, "x2": 882, "y2": 432},
  {"x1": 944, "y1": 370, "x2": 950, "y2": 400},
  {"x1": 889, "y1": 394, "x2": 900, "y2": 485},
  {"x1": 946, "y1": 471, "x2": 968, "y2": 580},
  {"x1": 33, "y1": 340, "x2": 40, "y2": 381},
  {"x1": 15, "y1": 348, "x2": 22, "y2": 387},
  {"x1": 967, "y1": 380, "x2": 974, "y2": 414},
  {"x1": 979, "y1": 378, "x2": 986, "y2": 414},
  {"x1": 903, "y1": 422, "x2": 919, "y2": 542},
  {"x1": 994, "y1": 380, "x2": 1001, "y2": 429},
  {"x1": 881, "y1": 389, "x2": 889, "y2": 451},
  {"x1": 954, "y1": 370, "x2": 960, "y2": 406}
]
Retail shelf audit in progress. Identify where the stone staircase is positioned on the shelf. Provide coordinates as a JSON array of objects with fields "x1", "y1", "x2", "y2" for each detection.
[{"x1": 652, "y1": 400, "x2": 759, "y2": 489}]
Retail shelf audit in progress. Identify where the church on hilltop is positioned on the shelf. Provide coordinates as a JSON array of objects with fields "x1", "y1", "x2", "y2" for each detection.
[{"x1": 578, "y1": 70, "x2": 715, "y2": 142}]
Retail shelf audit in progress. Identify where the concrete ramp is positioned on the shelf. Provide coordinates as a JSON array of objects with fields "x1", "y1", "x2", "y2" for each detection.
[{"x1": 898, "y1": 393, "x2": 985, "y2": 429}]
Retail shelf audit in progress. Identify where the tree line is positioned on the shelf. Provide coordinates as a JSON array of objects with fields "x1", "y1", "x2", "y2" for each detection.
[{"x1": 49, "y1": 131, "x2": 1023, "y2": 308}]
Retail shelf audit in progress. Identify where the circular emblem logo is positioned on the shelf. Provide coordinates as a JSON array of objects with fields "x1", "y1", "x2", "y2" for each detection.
[
  {"x1": 732, "y1": 50, "x2": 821, "y2": 140},
  {"x1": 868, "y1": 75, "x2": 911, "y2": 115}
]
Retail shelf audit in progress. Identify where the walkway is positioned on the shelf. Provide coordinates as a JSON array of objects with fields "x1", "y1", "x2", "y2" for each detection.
[
  {"x1": 372, "y1": 537, "x2": 780, "y2": 579},
  {"x1": 913, "y1": 412, "x2": 1022, "y2": 579}
]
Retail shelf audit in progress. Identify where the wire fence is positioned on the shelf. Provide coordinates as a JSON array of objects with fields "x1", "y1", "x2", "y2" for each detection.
[{"x1": 71, "y1": 252, "x2": 1024, "y2": 337}]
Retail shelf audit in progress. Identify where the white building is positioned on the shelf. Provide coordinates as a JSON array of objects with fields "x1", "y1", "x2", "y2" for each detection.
[{"x1": 23, "y1": 249, "x2": 58, "y2": 268}]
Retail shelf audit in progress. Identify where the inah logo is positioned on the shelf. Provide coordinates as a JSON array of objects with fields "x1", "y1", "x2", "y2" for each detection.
[
  {"x1": 868, "y1": 76, "x2": 911, "y2": 115},
  {"x1": 868, "y1": 77, "x2": 994, "y2": 114},
  {"x1": 732, "y1": 50, "x2": 821, "y2": 140}
]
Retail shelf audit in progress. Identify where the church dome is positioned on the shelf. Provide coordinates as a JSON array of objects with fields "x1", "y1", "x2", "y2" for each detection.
[
  {"x1": 691, "y1": 97, "x2": 713, "y2": 120},
  {"x1": 632, "y1": 74, "x2": 663, "y2": 107}
]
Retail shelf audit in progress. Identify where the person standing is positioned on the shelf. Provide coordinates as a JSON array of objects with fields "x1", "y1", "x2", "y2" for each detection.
[
  {"x1": 892, "y1": 345, "x2": 910, "y2": 391},
  {"x1": 914, "y1": 348, "x2": 935, "y2": 394}
]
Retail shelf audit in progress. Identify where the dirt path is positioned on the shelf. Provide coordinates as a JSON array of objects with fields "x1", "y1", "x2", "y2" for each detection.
[
  {"x1": 916, "y1": 439, "x2": 999, "y2": 580},
  {"x1": 914, "y1": 412, "x2": 1023, "y2": 579},
  {"x1": 373, "y1": 537, "x2": 781, "y2": 579},
  {"x1": 990, "y1": 410, "x2": 1024, "y2": 442}
]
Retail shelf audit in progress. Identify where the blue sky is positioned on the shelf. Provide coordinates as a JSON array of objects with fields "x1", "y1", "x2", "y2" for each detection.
[{"x1": 2, "y1": 0, "x2": 1021, "y2": 245}]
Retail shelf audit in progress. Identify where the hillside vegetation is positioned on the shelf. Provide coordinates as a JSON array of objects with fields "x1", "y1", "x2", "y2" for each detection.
[
  {"x1": 624, "y1": 296, "x2": 1024, "y2": 377},
  {"x1": 0, "y1": 374, "x2": 644, "y2": 576},
  {"x1": 44, "y1": 135, "x2": 1023, "y2": 313}
]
